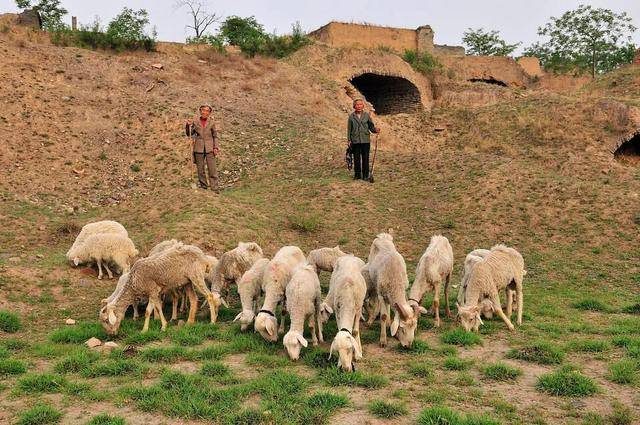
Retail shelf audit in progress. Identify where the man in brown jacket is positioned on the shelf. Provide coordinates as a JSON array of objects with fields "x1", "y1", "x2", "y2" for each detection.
[{"x1": 186, "y1": 104, "x2": 219, "y2": 191}]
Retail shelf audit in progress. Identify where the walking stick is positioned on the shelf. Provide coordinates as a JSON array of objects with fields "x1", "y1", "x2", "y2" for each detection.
[
  {"x1": 186, "y1": 121, "x2": 196, "y2": 184},
  {"x1": 369, "y1": 133, "x2": 379, "y2": 183}
]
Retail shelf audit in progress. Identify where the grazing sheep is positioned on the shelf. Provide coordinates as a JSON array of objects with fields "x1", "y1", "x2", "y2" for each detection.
[
  {"x1": 283, "y1": 264, "x2": 323, "y2": 360},
  {"x1": 210, "y1": 242, "x2": 264, "y2": 321},
  {"x1": 408, "y1": 235, "x2": 454, "y2": 327},
  {"x1": 67, "y1": 220, "x2": 128, "y2": 264},
  {"x1": 325, "y1": 255, "x2": 366, "y2": 372},
  {"x1": 100, "y1": 272, "x2": 140, "y2": 320},
  {"x1": 360, "y1": 263, "x2": 379, "y2": 326},
  {"x1": 148, "y1": 239, "x2": 181, "y2": 257},
  {"x1": 72, "y1": 233, "x2": 138, "y2": 279},
  {"x1": 99, "y1": 244, "x2": 216, "y2": 335},
  {"x1": 457, "y1": 244, "x2": 525, "y2": 332},
  {"x1": 367, "y1": 233, "x2": 418, "y2": 348},
  {"x1": 457, "y1": 249, "x2": 495, "y2": 319},
  {"x1": 234, "y1": 258, "x2": 270, "y2": 331},
  {"x1": 255, "y1": 246, "x2": 306, "y2": 342},
  {"x1": 306, "y1": 246, "x2": 347, "y2": 273}
]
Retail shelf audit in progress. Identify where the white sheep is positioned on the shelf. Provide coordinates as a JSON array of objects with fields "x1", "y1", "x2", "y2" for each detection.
[
  {"x1": 255, "y1": 246, "x2": 306, "y2": 342},
  {"x1": 306, "y1": 246, "x2": 347, "y2": 273},
  {"x1": 408, "y1": 235, "x2": 454, "y2": 327},
  {"x1": 360, "y1": 263, "x2": 379, "y2": 326},
  {"x1": 457, "y1": 249, "x2": 494, "y2": 319},
  {"x1": 233, "y1": 258, "x2": 270, "y2": 331},
  {"x1": 99, "y1": 244, "x2": 216, "y2": 335},
  {"x1": 72, "y1": 233, "x2": 138, "y2": 279},
  {"x1": 148, "y1": 239, "x2": 181, "y2": 257},
  {"x1": 367, "y1": 233, "x2": 419, "y2": 348},
  {"x1": 457, "y1": 244, "x2": 525, "y2": 332},
  {"x1": 209, "y1": 242, "x2": 263, "y2": 322},
  {"x1": 283, "y1": 263, "x2": 323, "y2": 360},
  {"x1": 67, "y1": 220, "x2": 128, "y2": 264},
  {"x1": 325, "y1": 255, "x2": 366, "y2": 372}
]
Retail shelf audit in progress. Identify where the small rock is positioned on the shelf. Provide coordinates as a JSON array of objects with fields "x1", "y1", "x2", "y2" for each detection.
[
  {"x1": 38, "y1": 225, "x2": 46, "y2": 231},
  {"x1": 8, "y1": 256, "x2": 21, "y2": 263},
  {"x1": 85, "y1": 337, "x2": 102, "y2": 348},
  {"x1": 61, "y1": 96, "x2": 72, "y2": 101},
  {"x1": 197, "y1": 59, "x2": 206, "y2": 64},
  {"x1": 65, "y1": 318, "x2": 76, "y2": 325},
  {"x1": 434, "y1": 126, "x2": 446, "y2": 132},
  {"x1": 104, "y1": 341, "x2": 119, "y2": 349},
  {"x1": 151, "y1": 63, "x2": 164, "y2": 69}
]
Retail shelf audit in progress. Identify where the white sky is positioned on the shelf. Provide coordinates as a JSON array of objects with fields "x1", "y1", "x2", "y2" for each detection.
[{"x1": 1, "y1": 0, "x2": 639, "y2": 53}]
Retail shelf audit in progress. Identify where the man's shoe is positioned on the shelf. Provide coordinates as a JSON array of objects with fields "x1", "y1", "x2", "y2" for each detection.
[{"x1": 199, "y1": 184, "x2": 208, "y2": 190}]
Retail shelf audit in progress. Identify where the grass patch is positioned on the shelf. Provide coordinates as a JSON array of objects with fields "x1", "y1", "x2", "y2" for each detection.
[
  {"x1": 572, "y1": 299, "x2": 610, "y2": 312},
  {"x1": 320, "y1": 366, "x2": 388, "y2": 388},
  {"x1": 368, "y1": 399, "x2": 408, "y2": 418},
  {"x1": 482, "y1": 362, "x2": 522, "y2": 381},
  {"x1": 82, "y1": 359, "x2": 144, "y2": 377},
  {"x1": 408, "y1": 361, "x2": 434, "y2": 379},
  {"x1": 536, "y1": 366, "x2": 598, "y2": 396},
  {"x1": 568, "y1": 339, "x2": 611, "y2": 353},
  {"x1": 245, "y1": 352, "x2": 290, "y2": 368},
  {"x1": 441, "y1": 328, "x2": 482, "y2": 346},
  {"x1": 417, "y1": 406, "x2": 500, "y2": 425},
  {"x1": 0, "y1": 309, "x2": 21, "y2": 333},
  {"x1": 444, "y1": 356, "x2": 472, "y2": 371},
  {"x1": 123, "y1": 329, "x2": 163, "y2": 345},
  {"x1": 607, "y1": 359, "x2": 639, "y2": 384},
  {"x1": 621, "y1": 303, "x2": 640, "y2": 315},
  {"x1": 303, "y1": 347, "x2": 333, "y2": 369},
  {"x1": 139, "y1": 345, "x2": 190, "y2": 362},
  {"x1": 288, "y1": 213, "x2": 320, "y2": 233},
  {"x1": 1, "y1": 337, "x2": 29, "y2": 350},
  {"x1": 16, "y1": 372, "x2": 68, "y2": 394},
  {"x1": 507, "y1": 341, "x2": 564, "y2": 365},
  {"x1": 64, "y1": 381, "x2": 106, "y2": 401},
  {"x1": 16, "y1": 404, "x2": 63, "y2": 425},
  {"x1": 54, "y1": 349, "x2": 100, "y2": 373},
  {"x1": 49, "y1": 322, "x2": 107, "y2": 343},
  {"x1": 306, "y1": 391, "x2": 349, "y2": 412},
  {"x1": 0, "y1": 358, "x2": 27, "y2": 375},
  {"x1": 396, "y1": 338, "x2": 430, "y2": 354},
  {"x1": 169, "y1": 323, "x2": 219, "y2": 346},
  {"x1": 86, "y1": 414, "x2": 126, "y2": 425}
]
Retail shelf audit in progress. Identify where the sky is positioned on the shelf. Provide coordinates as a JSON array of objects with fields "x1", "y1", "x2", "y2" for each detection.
[{"x1": 1, "y1": 0, "x2": 639, "y2": 53}]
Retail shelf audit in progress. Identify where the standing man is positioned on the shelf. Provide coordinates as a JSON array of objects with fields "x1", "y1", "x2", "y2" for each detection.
[
  {"x1": 186, "y1": 104, "x2": 219, "y2": 191},
  {"x1": 347, "y1": 99, "x2": 380, "y2": 180}
]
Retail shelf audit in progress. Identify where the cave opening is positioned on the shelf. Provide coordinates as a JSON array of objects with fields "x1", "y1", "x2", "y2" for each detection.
[{"x1": 349, "y1": 73, "x2": 422, "y2": 115}]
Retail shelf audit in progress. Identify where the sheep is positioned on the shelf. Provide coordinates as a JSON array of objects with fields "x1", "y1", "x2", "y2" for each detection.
[
  {"x1": 306, "y1": 246, "x2": 347, "y2": 273},
  {"x1": 360, "y1": 263, "x2": 379, "y2": 326},
  {"x1": 457, "y1": 249, "x2": 494, "y2": 318},
  {"x1": 67, "y1": 220, "x2": 128, "y2": 264},
  {"x1": 367, "y1": 233, "x2": 418, "y2": 348},
  {"x1": 325, "y1": 255, "x2": 366, "y2": 372},
  {"x1": 233, "y1": 258, "x2": 270, "y2": 331},
  {"x1": 100, "y1": 272, "x2": 141, "y2": 320},
  {"x1": 71, "y1": 233, "x2": 138, "y2": 280},
  {"x1": 408, "y1": 235, "x2": 454, "y2": 327},
  {"x1": 254, "y1": 246, "x2": 306, "y2": 342},
  {"x1": 457, "y1": 244, "x2": 525, "y2": 332},
  {"x1": 283, "y1": 263, "x2": 323, "y2": 360},
  {"x1": 99, "y1": 244, "x2": 216, "y2": 335},
  {"x1": 209, "y1": 242, "x2": 264, "y2": 322},
  {"x1": 148, "y1": 239, "x2": 181, "y2": 257}
]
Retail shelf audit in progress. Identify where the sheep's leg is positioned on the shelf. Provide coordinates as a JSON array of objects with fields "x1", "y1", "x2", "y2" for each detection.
[
  {"x1": 309, "y1": 315, "x2": 318, "y2": 346},
  {"x1": 96, "y1": 259, "x2": 104, "y2": 280},
  {"x1": 190, "y1": 275, "x2": 217, "y2": 323},
  {"x1": 379, "y1": 298, "x2": 388, "y2": 347},
  {"x1": 151, "y1": 295, "x2": 169, "y2": 331},
  {"x1": 279, "y1": 303, "x2": 287, "y2": 334},
  {"x1": 104, "y1": 263, "x2": 114, "y2": 280},
  {"x1": 170, "y1": 290, "x2": 179, "y2": 321},
  {"x1": 179, "y1": 288, "x2": 187, "y2": 313},
  {"x1": 490, "y1": 291, "x2": 515, "y2": 331},
  {"x1": 444, "y1": 273, "x2": 454, "y2": 319},
  {"x1": 186, "y1": 285, "x2": 198, "y2": 324},
  {"x1": 505, "y1": 287, "x2": 513, "y2": 318},
  {"x1": 316, "y1": 302, "x2": 324, "y2": 343},
  {"x1": 433, "y1": 283, "x2": 441, "y2": 327},
  {"x1": 516, "y1": 276, "x2": 524, "y2": 326},
  {"x1": 133, "y1": 301, "x2": 139, "y2": 320},
  {"x1": 354, "y1": 306, "x2": 363, "y2": 359},
  {"x1": 142, "y1": 301, "x2": 154, "y2": 332}
]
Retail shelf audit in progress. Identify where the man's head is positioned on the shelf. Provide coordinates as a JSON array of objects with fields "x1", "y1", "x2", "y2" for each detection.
[
  {"x1": 353, "y1": 99, "x2": 364, "y2": 113},
  {"x1": 200, "y1": 104, "x2": 212, "y2": 118}
]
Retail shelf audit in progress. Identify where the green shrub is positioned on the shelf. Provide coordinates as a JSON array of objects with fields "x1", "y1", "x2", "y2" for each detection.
[
  {"x1": 0, "y1": 358, "x2": 27, "y2": 375},
  {"x1": 403, "y1": 49, "x2": 442, "y2": 76},
  {"x1": 441, "y1": 328, "x2": 482, "y2": 346},
  {"x1": 288, "y1": 213, "x2": 320, "y2": 233},
  {"x1": 85, "y1": 413, "x2": 126, "y2": 425},
  {"x1": 417, "y1": 406, "x2": 462, "y2": 425},
  {"x1": 536, "y1": 367, "x2": 598, "y2": 396},
  {"x1": 482, "y1": 362, "x2": 522, "y2": 381},
  {"x1": 507, "y1": 342, "x2": 564, "y2": 365},
  {"x1": 607, "y1": 359, "x2": 639, "y2": 384},
  {"x1": 186, "y1": 34, "x2": 225, "y2": 52},
  {"x1": 368, "y1": 400, "x2": 408, "y2": 418},
  {"x1": 0, "y1": 310, "x2": 21, "y2": 333},
  {"x1": 16, "y1": 404, "x2": 63, "y2": 425}
]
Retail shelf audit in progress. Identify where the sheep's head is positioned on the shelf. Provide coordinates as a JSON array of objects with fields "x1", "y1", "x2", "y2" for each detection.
[
  {"x1": 319, "y1": 302, "x2": 333, "y2": 324},
  {"x1": 254, "y1": 311, "x2": 278, "y2": 342},
  {"x1": 233, "y1": 309, "x2": 256, "y2": 331},
  {"x1": 99, "y1": 304, "x2": 123, "y2": 335},
  {"x1": 240, "y1": 242, "x2": 263, "y2": 264},
  {"x1": 209, "y1": 291, "x2": 228, "y2": 323},
  {"x1": 330, "y1": 330, "x2": 361, "y2": 372},
  {"x1": 283, "y1": 330, "x2": 307, "y2": 360},
  {"x1": 479, "y1": 299, "x2": 494, "y2": 319},
  {"x1": 390, "y1": 303, "x2": 418, "y2": 348},
  {"x1": 457, "y1": 302, "x2": 483, "y2": 332}
]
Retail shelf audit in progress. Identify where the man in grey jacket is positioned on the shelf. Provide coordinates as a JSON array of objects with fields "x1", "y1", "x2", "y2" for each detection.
[
  {"x1": 347, "y1": 99, "x2": 380, "y2": 180},
  {"x1": 186, "y1": 104, "x2": 219, "y2": 191}
]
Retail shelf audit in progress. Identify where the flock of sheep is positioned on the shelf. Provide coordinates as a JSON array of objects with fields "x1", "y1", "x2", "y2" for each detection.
[{"x1": 66, "y1": 220, "x2": 526, "y2": 371}]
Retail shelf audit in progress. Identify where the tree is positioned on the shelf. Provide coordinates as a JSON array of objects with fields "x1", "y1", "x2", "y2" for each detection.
[
  {"x1": 219, "y1": 15, "x2": 265, "y2": 52},
  {"x1": 462, "y1": 28, "x2": 520, "y2": 56},
  {"x1": 15, "y1": 0, "x2": 67, "y2": 30},
  {"x1": 107, "y1": 8, "x2": 153, "y2": 42},
  {"x1": 175, "y1": 0, "x2": 220, "y2": 38},
  {"x1": 523, "y1": 5, "x2": 637, "y2": 77}
]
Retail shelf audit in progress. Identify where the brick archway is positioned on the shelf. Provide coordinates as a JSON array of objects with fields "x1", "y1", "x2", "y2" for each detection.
[{"x1": 349, "y1": 73, "x2": 422, "y2": 115}]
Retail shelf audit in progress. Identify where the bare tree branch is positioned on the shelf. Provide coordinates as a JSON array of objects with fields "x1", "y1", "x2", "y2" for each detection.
[{"x1": 175, "y1": 0, "x2": 220, "y2": 38}]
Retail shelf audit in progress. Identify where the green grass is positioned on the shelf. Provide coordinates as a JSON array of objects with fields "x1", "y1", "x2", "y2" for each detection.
[
  {"x1": 0, "y1": 309, "x2": 21, "y2": 333},
  {"x1": 169, "y1": 323, "x2": 219, "y2": 346},
  {"x1": 572, "y1": 299, "x2": 610, "y2": 312},
  {"x1": 16, "y1": 372, "x2": 68, "y2": 394},
  {"x1": 368, "y1": 399, "x2": 408, "y2": 418},
  {"x1": 85, "y1": 414, "x2": 126, "y2": 425},
  {"x1": 408, "y1": 361, "x2": 434, "y2": 379},
  {"x1": 82, "y1": 359, "x2": 144, "y2": 377},
  {"x1": 482, "y1": 362, "x2": 522, "y2": 381},
  {"x1": 54, "y1": 349, "x2": 100, "y2": 373},
  {"x1": 1, "y1": 337, "x2": 29, "y2": 350},
  {"x1": 621, "y1": 302, "x2": 640, "y2": 315},
  {"x1": 396, "y1": 338, "x2": 431, "y2": 354},
  {"x1": 441, "y1": 328, "x2": 482, "y2": 346},
  {"x1": 0, "y1": 358, "x2": 27, "y2": 375},
  {"x1": 417, "y1": 406, "x2": 500, "y2": 425},
  {"x1": 607, "y1": 359, "x2": 639, "y2": 384},
  {"x1": 123, "y1": 329, "x2": 163, "y2": 345},
  {"x1": 48, "y1": 322, "x2": 107, "y2": 343},
  {"x1": 306, "y1": 391, "x2": 349, "y2": 412},
  {"x1": 568, "y1": 339, "x2": 611, "y2": 353},
  {"x1": 64, "y1": 381, "x2": 106, "y2": 401},
  {"x1": 303, "y1": 347, "x2": 333, "y2": 369},
  {"x1": 0, "y1": 346, "x2": 9, "y2": 358},
  {"x1": 536, "y1": 367, "x2": 599, "y2": 396},
  {"x1": 245, "y1": 352, "x2": 290, "y2": 368},
  {"x1": 15, "y1": 404, "x2": 63, "y2": 425},
  {"x1": 139, "y1": 345, "x2": 190, "y2": 362},
  {"x1": 444, "y1": 356, "x2": 472, "y2": 371},
  {"x1": 320, "y1": 366, "x2": 388, "y2": 388},
  {"x1": 507, "y1": 341, "x2": 564, "y2": 365}
]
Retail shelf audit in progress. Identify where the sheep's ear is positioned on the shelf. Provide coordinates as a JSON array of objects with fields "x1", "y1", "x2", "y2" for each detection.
[
  {"x1": 419, "y1": 306, "x2": 428, "y2": 314},
  {"x1": 73, "y1": 257, "x2": 80, "y2": 266},
  {"x1": 233, "y1": 312, "x2": 243, "y2": 322},
  {"x1": 328, "y1": 340, "x2": 336, "y2": 359},
  {"x1": 390, "y1": 315, "x2": 400, "y2": 336},
  {"x1": 296, "y1": 333, "x2": 308, "y2": 348},
  {"x1": 248, "y1": 243, "x2": 260, "y2": 252},
  {"x1": 351, "y1": 336, "x2": 363, "y2": 359},
  {"x1": 334, "y1": 245, "x2": 340, "y2": 250},
  {"x1": 108, "y1": 308, "x2": 117, "y2": 326},
  {"x1": 265, "y1": 320, "x2": 275, "y2": 336}
]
